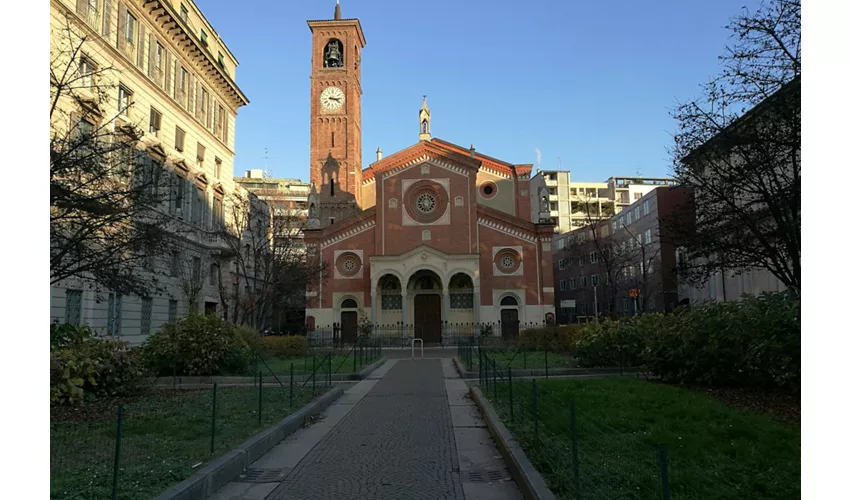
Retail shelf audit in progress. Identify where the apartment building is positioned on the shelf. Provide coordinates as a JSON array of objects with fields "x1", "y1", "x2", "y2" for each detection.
[
  {"x1": 530, "y1": 171, "x2": 677, "y2": 233},
  {"x1": 49, "y1": 0, "x2": 249, "y2": 343},
  {"x1": 552, "y1": 186, "x2": 691, "y2": 323}
]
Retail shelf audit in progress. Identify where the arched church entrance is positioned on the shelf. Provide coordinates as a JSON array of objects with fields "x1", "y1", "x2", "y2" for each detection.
[
  {"x1": 340, "y1": 298, "x2": 359, "y2": 344},
  {"x1": 500, "y1": 295, "x2": 520, "y2": 340},
  {"x1": 409, "y1": 269, "x2": 443, "y2": 344}
]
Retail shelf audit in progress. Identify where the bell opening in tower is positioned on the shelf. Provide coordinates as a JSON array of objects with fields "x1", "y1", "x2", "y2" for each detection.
[{"x1": 324, "y1": 39, "x2": 344, "y2": 68}]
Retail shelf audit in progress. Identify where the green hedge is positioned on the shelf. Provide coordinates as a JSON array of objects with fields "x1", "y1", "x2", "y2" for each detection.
[
  {"x1": 140, "y1": 314, "x2": 256, "y2": 376},
  {"x1": 50, "y1": 323, "x2": 146, "y2": 406},
  {"x1": 567, "y1": 292, "x2": 800, "y2": 391},
  {"x1": 263, "y1": 335, "x2": 309, "y2": 358},
  {"x1": 518, "y1": 325, "x2": 582, "y2": 352}
]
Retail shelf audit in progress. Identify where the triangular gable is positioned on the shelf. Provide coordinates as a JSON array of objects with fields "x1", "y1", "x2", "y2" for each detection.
[
  {"x1": 146, "y1": 143, "x2": 167, "y2": 162},
  {"x1": 373, "y1": 243, "x2": 478, "y2": 262},
  {"x1": 367, "y1": 140, "x2": 481, "y2": 179},
  {"x1": 195, "y1": 172, "x2": 209, "y2": 187},
  {"x1": 213, "y1": 182, "x2": 226, "y2": 195},
  {"x1": 171, "y1": 158, "x2": 190, "y2": 173},
  {"x1": 433, "y1": 138, "x2": 517, "y2": 179},
  {"x1": 477, "y1": 205, "x2": 553, "y2": 243}
]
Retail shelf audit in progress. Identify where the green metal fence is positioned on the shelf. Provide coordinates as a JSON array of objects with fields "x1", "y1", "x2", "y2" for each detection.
[{"x1": 50, "y1": 361, "x2": 332, "y2": 500}]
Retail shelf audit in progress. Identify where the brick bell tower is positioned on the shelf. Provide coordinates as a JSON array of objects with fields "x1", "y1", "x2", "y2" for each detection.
[{"x1": 307, "y1": 2, "x2": 366, "y2": 227}]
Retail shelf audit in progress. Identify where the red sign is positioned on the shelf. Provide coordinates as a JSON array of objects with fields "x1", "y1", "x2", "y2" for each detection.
[{"x1": 629, "y1": 288, "x2": 640, "y2": 298}]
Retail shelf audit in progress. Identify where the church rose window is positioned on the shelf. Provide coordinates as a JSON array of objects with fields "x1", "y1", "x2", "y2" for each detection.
[
  {"x1": 480, "y1": 181, "x2": 498, "y2": 199},
  {"x1": 416, "y1": 192, "x2": 437, "y2": 213},
  {"x1": 403, "y1": 180, "x2": 448, "y2": 224},
  {"x1": 336, "y1": 252, "x2": 362, "y2": 277},
  {"x1": 494, "y1": 248, "x2": 522, "y2": 274}
]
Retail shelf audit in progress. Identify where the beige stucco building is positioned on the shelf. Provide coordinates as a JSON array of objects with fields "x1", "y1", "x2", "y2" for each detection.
[
  {"x1": 49, "y1": 0, "x2": 249, "y2": 343},
  {"x1": 530, "y1": 171, "x2": 677, "y2": 233}
]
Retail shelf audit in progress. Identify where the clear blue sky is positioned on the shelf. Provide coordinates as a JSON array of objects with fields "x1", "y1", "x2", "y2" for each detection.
[{"x1": 197, "y1": 0, "x2": 756, "y2": 182}]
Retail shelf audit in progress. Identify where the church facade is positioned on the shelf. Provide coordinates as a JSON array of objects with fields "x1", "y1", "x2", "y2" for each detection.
[{"x1": 302, "y1": 4, "x2": 555, "y2": 341}]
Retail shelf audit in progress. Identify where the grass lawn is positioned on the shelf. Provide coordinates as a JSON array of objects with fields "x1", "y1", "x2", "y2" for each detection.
[
  {"x1": 51, "y1": 385, "x2": 322, "y2": 500},
  {"x1": 488, "y1": 377, "x2": 800, "y2": 500},
  {"x1": 467, "y1": 349, "x2": 575, "y2": 371}
]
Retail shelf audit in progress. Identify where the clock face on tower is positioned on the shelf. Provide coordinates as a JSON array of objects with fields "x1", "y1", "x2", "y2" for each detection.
[{"x1": 320, "y1": 86, "x2": 345, "y2": 111}]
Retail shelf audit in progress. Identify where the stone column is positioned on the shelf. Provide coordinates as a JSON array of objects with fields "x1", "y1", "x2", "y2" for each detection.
[
  {"x1": 443, "y1": 287, "x2": 450, "y2": 323},
  {"x1": 371, "y1": 289, "x2": 377, "y2": 327},
  {"x1": 473, "y1": 291, "x2": 481, "y2": 333},
  {"x1": 401, "y1": 293, "x2": 408, "y2": 336}
]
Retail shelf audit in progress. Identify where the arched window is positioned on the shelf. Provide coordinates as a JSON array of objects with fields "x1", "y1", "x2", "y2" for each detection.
[
  {"x1": 421, "y1": 119, "x2": 429, "y2": 134},
  {"x1": 341, "y1": 298, "x2": 357, "y2": 308},
  {"x1": 500, "y1": 296, "x2": 519, "y2": 306},
  {"x1": 330, "y1": 177, "x2": 335, "y2": 196}
]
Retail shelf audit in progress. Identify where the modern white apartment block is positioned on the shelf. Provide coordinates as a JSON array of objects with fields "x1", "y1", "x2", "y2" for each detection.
[
  {"x1": 530, "y1": 170, "x2": 677, "y2": 233},
  {"x1": 50, "y1": 0, "x2": 249, "y2": 343}
]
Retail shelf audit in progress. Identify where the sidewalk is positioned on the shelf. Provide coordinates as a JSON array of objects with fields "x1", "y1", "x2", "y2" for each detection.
[{"x1": 209, "y1": 357, "x2": 521, "y2": 500}]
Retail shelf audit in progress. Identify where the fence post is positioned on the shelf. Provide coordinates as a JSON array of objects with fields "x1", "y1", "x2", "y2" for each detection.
[
  {"x1": 508, "y1": 367, "x2": 514, "y2": 422},
  {"x1": 478, "y1": 344, "x2": 484, "y2": 385},
  {"x1": 658, "y1": 444, "x2": 671, "y2": 500},
  {"x1": 523, "y1": 346, "x2": 527, "y2": 370},
  {"x1": 570, "y1": 399, "x2": 580, "y2": 499},
  {"x1": 312, "y1": 356, "x2": 316, "y2": 396},
  {"x1": 110, "y1": 405, "x2": 124, "y2": 500},
  {"x1": 328, "y1": 353, "x2": 332, "y2": 387},
  {"x1": 210, "y1": 383, "x2": 218, "y2": 454},
  {"x1": 492, "y1": 358, "x2": 498, "y2": 401},
  {"x1": 532, "y1": 379, "x2": 539, "y2": 447},
  {"x1": 353, "y1": 345, "x2": 358, "y2": 373},
  {"x1": 289, "y1": 363, "x2": 294, "y2": 408},
  {"x1": 545, "y1": 347, "x2": 549, "y2": 379},
  {"x1": 258, "y1": 372, "x2": 263, "y2": 425}
]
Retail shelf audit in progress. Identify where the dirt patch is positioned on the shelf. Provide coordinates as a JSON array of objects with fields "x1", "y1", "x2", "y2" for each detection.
[{"x1": 685, "y1": 385, "x2": 800, "y2": 424}]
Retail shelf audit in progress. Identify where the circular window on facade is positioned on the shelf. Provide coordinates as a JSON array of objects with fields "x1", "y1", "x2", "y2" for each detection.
[
  {"x1": 494, "y1": 248, "x2": 521, "y2": 274},
  {"x1": 336, "y1": 252, "x2": 362, "y2": 277},
  {"x1": 403, "y1": 180, "x2": 448, "y2": 223},
  {"x1": 480, "y1": 182, "x2": 498, "y2": 199}
]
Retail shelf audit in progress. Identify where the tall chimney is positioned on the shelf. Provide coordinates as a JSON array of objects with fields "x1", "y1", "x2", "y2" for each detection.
[
  {"x1": 376, "y1": 147, "x2": 382, "y2": 161},
  {"x1": 334, "y1": 0, "x2": 341, "y2": 20}
]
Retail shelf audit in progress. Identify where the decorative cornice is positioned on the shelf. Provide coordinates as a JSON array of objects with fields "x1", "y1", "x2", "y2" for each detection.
[
  {"x1": 478, "y1": 217, "x2": 537, "y2": 244},
  {"x1": 323, "y1": 219, "x2": 375, "y2": 247},
  {"x1": 385, "y1": 155, "x2": 469, "y2": 180},
  {"x1": 368, "y1": 141, "x2": 481, "y2": 176}
]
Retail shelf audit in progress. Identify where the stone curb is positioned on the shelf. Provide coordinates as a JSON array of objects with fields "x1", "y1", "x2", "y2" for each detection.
[
  {"x1": 357, "y1": 356, "x2": 387, "y2": 378},
  {"x1": 154, "y1": 385, "x2": 345, "y2": 500},
  {"x1": 469, "y1": 386, "x2": 558, "y2": 500},
  {"x1": 453, "y1": 356, "x2": 640, "y2": 379},
  {"x1": 152, "y1": 357, "x2": 388, "y2": 388}
]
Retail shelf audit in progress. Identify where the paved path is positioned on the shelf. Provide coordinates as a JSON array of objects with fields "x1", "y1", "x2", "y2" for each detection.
[{"x1": 210, "y1": 357, "x2": 521, "y2": 500}]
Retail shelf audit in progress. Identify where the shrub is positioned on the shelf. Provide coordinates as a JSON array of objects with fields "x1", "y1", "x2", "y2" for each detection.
[
  {"x1": 263, "y1": 335, "x2": 309, "y2": 358},
  {"x1": 235, "y1": 325, "x2": 265, "y2": 354},
  {"x1": 570, "y1": 318, "x2": 646, "y2": 368},
  {"x1": 641, "y1": 292, "x2": 800, "y2": 391},
  {"x1": 50, "y1": 323, "x2": 146, "y2": 406},
  {"x1": 518, "y1": 325, "x2": 581, "y2": 352},
  {"x1": 140, "y1": 314, "x2": 252, "y2": 376}
]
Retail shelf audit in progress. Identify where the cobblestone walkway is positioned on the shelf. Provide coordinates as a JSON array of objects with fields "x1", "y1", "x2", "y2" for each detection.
[{"x1": 268, "y1": 359, "x2": 464, "y2": 500}]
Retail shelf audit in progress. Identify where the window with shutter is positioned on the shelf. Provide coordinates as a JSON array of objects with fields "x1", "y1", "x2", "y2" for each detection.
[
  {"x1": 168, "y1": 299, "x2": 178, "y2": 323},
  {"x1": 215, "y1": 157, "x2": 222, "y2": 178},
  {"x1": 107, "y1": 293, "x2": 122, "y2": 336},
  {"x1": 149, "y1": 107, "x2": 161, "y2": 136},
  {"x1": 170, "y1": 251, "x2": 181, "y2": 276},
  {"x1": 222, "y1": 110, "x2": 228, "y2": 144},
  {"x1": 175, "y1": 126, "x2": 185, "y2": 152},
  {"x1": 118, "y1": 85, "x2": 132, "y2": 115},
  {"x1": 137, "y1": 23, "x2": 146, "y2": 68},
  {"x1": 65, "y1": 289, "x2": 83, "y2": 326},
  {"x1": 141, "y1": 298, "x2": 153, "y2": 336},
  {"x1": 197, "y1": 143, "x2": 205, "y2": 166},
  {"x1": 102, "y1": 0, "x2": 112, "y2": 38}
]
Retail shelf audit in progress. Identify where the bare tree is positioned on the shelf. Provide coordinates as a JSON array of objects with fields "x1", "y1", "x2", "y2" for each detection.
[
  {"x1": 562, "y1": 195, "x2": 632, "y2": 318},
  {"x1": 670, "y1": 0, "x2": 801, "y2": 294},
  {"x1": 51, "y1": 20, "x2": 172, "y2": 297},
  {"x1": 217, "y1": 191, "x2": 325, "y2": 329}
]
